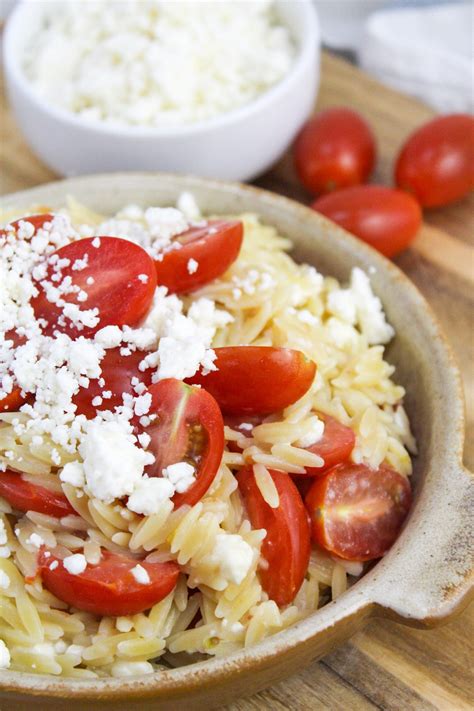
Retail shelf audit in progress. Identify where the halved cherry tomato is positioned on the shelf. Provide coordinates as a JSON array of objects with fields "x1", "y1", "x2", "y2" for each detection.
[
  {"x1": 73, "y1": 348, "x2": 152, "y2": 419},
  {"x1": 238, "y1": 466, "x2": 310, "y2": 606},
  {"x1": 0, "y1": 471, "x2": 75, "y2": 517},
  {"x1": 294, "y1": 108, "x2": 376, "y2": 195},
  {"x1": 38, "y1": 548, "x2": 179, "y2": 616},
  {"x1": 153, "y1": 220, "x2": 243, "y2": 293},
  {"x1": 395, "y1": 114, "x2": 474, "y2": 207},
  {"x1": 302, "y1": 413, "x2": 355, "y2": 476},
  {"x1": 144, "y1": 379, "x2": 224, "y2": 508},
  {"x1": 0, "y1": 331, "x2": 29, "y2": 413},
  {"x1": 188, "y1": 347, "x2": 316, "y2": 416},
  {"x1": 312, "y1": 185, "x2": 422, "y2": 258},
  {"x1": 0, "y1": 213, "x2": 55, "y2": 239},
  {"x1": 31, "y1": 237, "x2": 157, "y2": 338},
  {"x1": 305, "y1": 462, "x2": 412, "y2": 561}
]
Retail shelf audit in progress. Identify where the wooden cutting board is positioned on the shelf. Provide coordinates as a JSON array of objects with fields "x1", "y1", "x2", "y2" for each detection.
[{"x1": 0, "y1": 50, "x2": 473, "y2": 710}]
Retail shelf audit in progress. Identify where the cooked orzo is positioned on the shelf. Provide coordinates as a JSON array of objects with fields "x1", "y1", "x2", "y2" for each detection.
[{"x1": 0, "y1": 194, "x2": 416, "y2": 677}]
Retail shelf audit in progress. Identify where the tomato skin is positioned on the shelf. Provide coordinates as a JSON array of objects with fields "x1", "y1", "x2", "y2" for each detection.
[
  {"x1": 144, "y1": 379, "x2": 224, "y2": 508},
  {"x1": 154, "y1": 220, "x2": 243, "y2": 294},
  {"x1": 188, "y1": 347, "x2": 316, "y2": 416},
  {"x1": 0, "y1": 470, "x2": 76, "y2": 517},
  {"x1": 31, "y1": 237, "x2": 157, "y2": 338},
  {"x1": 73, "y1": 348, "x2": 152, "y2": 419},
  {"x1": 38, "y1": 548, "x2": 179, "y2": 616},
  {"x1": 305, "y1": 462, "x2": 412, "y2": 561},
  {"x1": 395, "y1": 114, "x2": 474, "y2": 207},
  {"x1": 302, "y1": 413, "x2": 355, "y2": 476},
  {"x1": 294, "y1": 108, "x2": 376, "y2": 195},
  {"x1": 0, "y1": 387, "x2": 27, "y2": 413},
  {"x1": 238, "y1": 467, "x2": 310, "y2": 606},
  {"x1": 312, "y1": 185, "x2": 422, "y2": 258},
  {"x1": 0, "y1": 214, "x2": 55, "y2": 238}
]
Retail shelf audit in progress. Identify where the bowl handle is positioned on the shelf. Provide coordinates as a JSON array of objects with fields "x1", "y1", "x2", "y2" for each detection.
[{"x1": 369, "y1": 463, "x2": 473, "y2": 627}]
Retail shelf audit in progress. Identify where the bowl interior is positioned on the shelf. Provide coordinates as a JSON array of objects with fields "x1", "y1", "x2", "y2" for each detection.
[{"x1": 0, "y1": 173, "x2": 465, "y2": 704}]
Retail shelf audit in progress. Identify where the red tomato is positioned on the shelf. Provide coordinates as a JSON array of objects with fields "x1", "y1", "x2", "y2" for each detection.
[
  {"x1": 312, "y1": 185, "x2": 422, "y2": 258},
  {"x1": 305, "y1": 462, "x2": 412, "y2": 561},
  {"x1": 0, "y1": 470, "x2": 75, "y2": 517},
  {"x1": 302, "y1": 413, "x2": 355, "y2": 476},
  {"x1": 154, "y1": 220, "x2": 243, "y2": 294},
  {"x1": 238, "y1": 466, "x2": 310, "y2": 606},
  {"x1": 31, "y1": 237, "x2": 157, "y2": 338},
  {"x1": 0, "y1": 213, "x2": 55, "y2": 239},
  {"x1": 144, "y1": 379, "x2": 224, "y2": 508},
  {"x1": 38, "y1": 548, "x2": 179, "y2": 616},
  {"x1": 0, "y1": 332, "x2": 29, "y2": 413},
  {"x1": 72, "y1": 348, "x2": 152, "y2": 419},
  {"x1": 395, "y1": 114, "x2": 474, "y2": 207},
  {"x1": 188, "y1": 347, "x2": 316, "y2": 416},
  {"x1": 294, "y1": 108, "x2": 376, "y2": 195}
]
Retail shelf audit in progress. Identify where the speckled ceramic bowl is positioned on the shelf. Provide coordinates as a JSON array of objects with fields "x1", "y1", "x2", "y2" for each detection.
[{"x1": 0, "y1": 174, "x2": 472, "y2": 711}]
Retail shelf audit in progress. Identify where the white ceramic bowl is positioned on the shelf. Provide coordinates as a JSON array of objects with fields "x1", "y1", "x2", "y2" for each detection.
[{"x1": 3, "y1": 0, "x2": 320, "y2": 180}]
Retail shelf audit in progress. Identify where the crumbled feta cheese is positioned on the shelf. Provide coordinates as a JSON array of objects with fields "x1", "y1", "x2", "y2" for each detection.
[
  {"x1": 213, "y1": 534, "x2": 253, "y2": 584},
  {"x1": 23, "y1": 2, "x2": 294, "y2": 127},
  {"x1": 130, "y1": 564, "x2": 150, "y2": 585},
  {"x1": 60, "y1": 461, "x2": 86, "y2": 488},
  {"x1": 127, "y1": 477, "x2": 174, "y2": 515},
  {"x1": 327, "y1": 289, "x2": 357, "y2": 324},
  {"x1": 162, "y1": 462, "x2": 196, "y2": 494},
  {"x1": 134, "y1": 393, "x2": 152, "y2": 417},
  {"x1": 187, "y1": 258, "x2": 199, "y2": 275},
  {"x1": 94, "y1": 325, "x2": 123, "y2": 348},
  {"x1": 79, "y1": 421, "x2": 154, "y2": 503},
  {"x1": 350, "y1": 268, "x2": 395, "y2": 345},
  {"x1": 49, "y1": 560, "x2": 59, "y2": 571},
  {"x1": 63, "y1": 553, "x2": 87, "y2": 575},
  {"x1": 26, "y1": 532, "x2": 45, "y2": 549},
  {"x1": 0, "y1": 640, "x2": 10, "y2": 669}
]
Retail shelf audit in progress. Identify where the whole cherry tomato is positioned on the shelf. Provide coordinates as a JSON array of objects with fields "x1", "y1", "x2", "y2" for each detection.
[
  {"x1": 38, "y1": 548, "x2": 179, "y2": 616},
  {"x1": 305, "y1": 462, "x2": 412, "y2": 561},
  {"x1": 144, "y1": 379, "x2": 224, "y2": 508},
  {"x1": 153, "y1": 220, "x2": 243, "y2": 294},
  {"x1": 395, "y1": 114, "x2": 474, "y2": 207},
  {"x1": 294, "y1": 108, "x2": 376, "y2": 195},
  {"x1": 188, "y1": 346, "x2": 316, "y2": 416},
  {"x1": 238, "y1": 466, "x2": 311, "y2": 606},
  {"x1": 312, "y1": 185, "x2": 422, "y2": 258}
]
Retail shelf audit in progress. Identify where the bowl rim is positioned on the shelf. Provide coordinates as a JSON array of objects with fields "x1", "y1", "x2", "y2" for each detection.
[
  {"x1": 0, "y1": 172, "x2": 468, "y2": 701},
  {"x1": 3, "y1": 0, "x2": 319, "y2": 139}
]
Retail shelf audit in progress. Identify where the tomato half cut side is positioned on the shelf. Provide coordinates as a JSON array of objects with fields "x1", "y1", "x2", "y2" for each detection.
[
  {"x1": 0, "y1": 471, "x2": 76, "y2": 518},
  {"x1": 237, "y1": 466, "x2": 311, "y2": 606},
  {"x1": 31, "y1": 237, "x2": 157, "y2": 338},
  {"x1": 73, "y1": 348, "x2": 153, "y2": 419},
  {"x1": 143, "y1": 379, "x2": 224, "y2": 508},
  {"x1": 305, "y1": 462, "x2": 412, "y2": 561},
  {"x1": 38, "y1": 548, "x2": 180, "y2": 616},
  {"x1": 188, "y1": 347, "x2": 316, "y2": 416},
  {"x1": 153, "y1": 220, "x2": 243, "y2": 294},
  {"x1": 302, "y1": 413, "x2": 356, "y2": 476}
]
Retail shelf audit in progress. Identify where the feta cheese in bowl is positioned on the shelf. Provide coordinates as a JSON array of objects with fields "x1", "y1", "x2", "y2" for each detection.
[{"x1": 2, "y1": 0, "x2": 320, "y2": 179}]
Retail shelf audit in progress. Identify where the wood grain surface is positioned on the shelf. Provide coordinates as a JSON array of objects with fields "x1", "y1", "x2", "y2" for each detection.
[{"x1": 0, "y1": 50, "x2": 473, "y2": 711}]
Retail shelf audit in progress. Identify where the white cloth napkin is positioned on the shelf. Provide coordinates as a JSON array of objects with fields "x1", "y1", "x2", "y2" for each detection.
[{"x1": 358, "y1": 3, "x2": 473, "y2": 112}]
